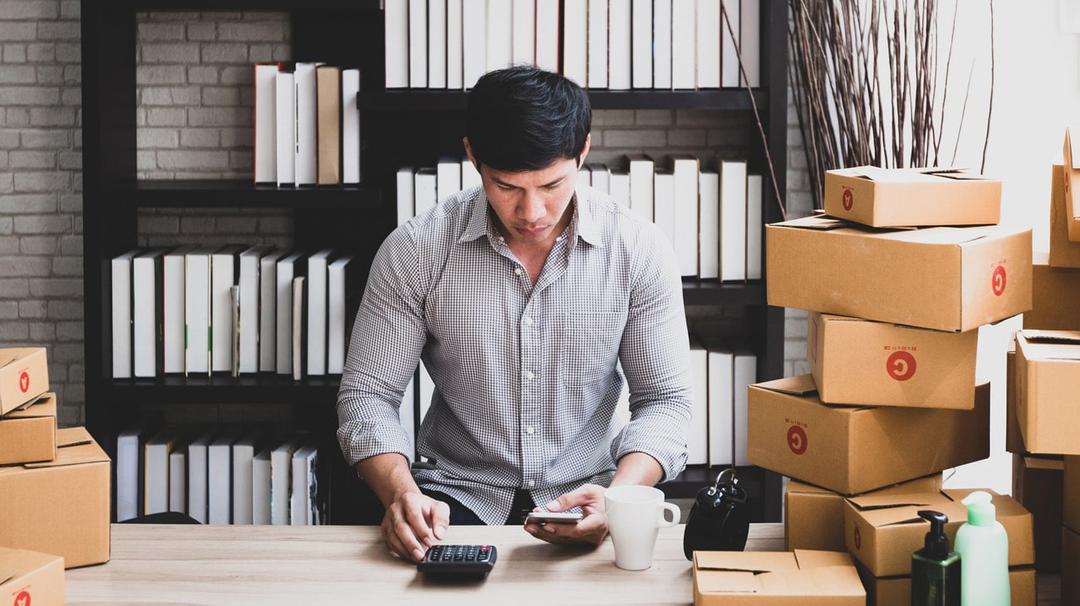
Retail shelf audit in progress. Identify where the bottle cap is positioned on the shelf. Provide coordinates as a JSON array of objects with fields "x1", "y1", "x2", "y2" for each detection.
[
  {"x1": 961, "y1": 490, "x2": 997, "y2": 526},
  {"x1": 916, "y1": 510, "x2": 950, "y2": 560}
]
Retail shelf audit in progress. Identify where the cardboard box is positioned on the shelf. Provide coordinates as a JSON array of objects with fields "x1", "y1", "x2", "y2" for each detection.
[
  {"x1": 824, "y1": 166, "x2": 1001, "y2": 228},
  {"x1": 747, "y1": 376, "x2": 989, "y2": 494},
  {"x1": 1012, "y1": 454, "x2": 1063, "y2": 571},
  {"x1": 859, "y1": 565, "x2": 1034, "y2": 606},
  {"x1": 808, "y1": 312, "x2": 977, "y2": 408},
  {"x1": 1049, "y1": 164, "x2": 1080, "y2": 268},
  {"x1": 1015, "y1": 330, "x2": 1080, "y2": 455},
  {"x1": 844, "y1": 488, "x2": 1035, "y2": 578},
  {"x1": 1062, "y1": 129, "x2": 1080, "y2": 242},
  {"x1": 1066, "y1": 456, "x2": 1080, "y2": 532},
  {"x1": 0, "y1": 547, "x2": 64, "y2": 606},
  {"x1": 0, "y1": 347, "x2": 49, "y2": 416},
  {"x1": 0, "y1": 427, "x2": 110, "y2": 569},
  {"x1": 785, "y1": 474, "x2": 942, "y2": 552},
  {"x1": 1064, "y1": 525, "x2": 1080, "y2": 606},
  {"x1": 1005, "y1": 349, "x2": 1025, "y2": 454},
  {"x1": 693, "y1": 550, "x2": 865, "y2": 605},
  {"x1": 0, "y1": 392, "x2": 56, "y2": 465},
  {"x1": 1025, "y1": 254, "x2": 1080, "y2": 331},
  {"x1": 766, "y1": 215, "x2": 1032, "y2": 332}
]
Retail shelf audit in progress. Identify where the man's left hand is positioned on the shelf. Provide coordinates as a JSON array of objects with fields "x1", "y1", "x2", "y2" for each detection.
[{"x1": 523, "y1": 484, "x2": 608, "y2": 546}]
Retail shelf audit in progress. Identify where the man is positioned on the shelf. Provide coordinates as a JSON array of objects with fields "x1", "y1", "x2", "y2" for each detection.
[{"x1": 337, "y1": 66, "x2": 692, "y2": 563}]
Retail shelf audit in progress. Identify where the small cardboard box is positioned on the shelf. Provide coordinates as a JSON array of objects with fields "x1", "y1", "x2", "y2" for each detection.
[
  {"x1": 859, "y1": 565, "x2": 1034, "y2": 606},
  {"x1": 786, "y1": 474, "x2": 942, "y2": 552},
  {"x1": 0, "y1": 547, "x2": 64, "y2": 606},
  {"x1": 1012, "y1": 454, "x2": 1063, "y2": 571},
  {"x1": 766, "y1": 216, "x2": 1032, "y2": 332},
  {"x1": 1065, "y1": 456, "x2": 1080, "y2": 532},
  {"x1": 0, "y1": 393, "x2": 56, "y2": 465},
  {"x1": 824, "y1": 166, "x2": 1001, "y2": 228},
  {"x1": 693, "y1": 550, "x2": 865, "y2": 605},
  {"x1": 1049, "y1": 163, "x2": 1080, "y2": 268},
  {"x1": 808, "y1": 313, "x2": 977, "y2": 408},
  {"x1": 1025, "y1": 254, "x2": 1080, "y2": 331},
  {"x1": 1005, "y1": 348, "x2": 1025, "y2": 454},
  {"x1": 843, "y1": 488, "x2": 1035, "y2": 578},
  {"x1": 1062, "y1": 129, "x2": 1080, "y2": 242},
  {"x1": 1064, "y1": 525, "x2": 1080, "y2": 606},
  {"x1": 1014, "y1": 330, "x2": 1080, "y2": 455},
  {"x1": 747, "y1": 376, "x2": 989, "y2": 495},
  {"x1": 0, "y1": 427, "x2": 110, "y2": 569},
  {"x1": 0, "y1": 348, "x2": 49, "y2": 416}
]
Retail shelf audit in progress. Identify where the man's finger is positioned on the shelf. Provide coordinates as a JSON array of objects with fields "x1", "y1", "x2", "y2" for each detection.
[
  {"x1": 425, "y1": 500, "x2": 450, "y2": 540},
  {"x1": 575, "y1": 512, "x2": 606, "y2": 535},
  {"x1": 403, "y1": 500, "x2": 435, "y2": 547},
  {"x1": 393, "y1": 515, "x2": 426, "y2": 562},
  {"x1": 544, "y1": 484, "x2": 600, "y2": 512}
]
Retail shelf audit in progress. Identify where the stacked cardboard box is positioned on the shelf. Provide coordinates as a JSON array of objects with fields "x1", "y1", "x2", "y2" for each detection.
[
  {"x1": 0, "y1": 546, "x2": 65, "y2": 605},
  {"x1": 1064, "y1": 456, "x2": 1080, "y2": 605},
  {"x1": 756, "y1": 166, "x2": 1038, "y2": 606}
]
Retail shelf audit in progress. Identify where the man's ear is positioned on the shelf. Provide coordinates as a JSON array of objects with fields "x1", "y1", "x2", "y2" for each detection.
[
  {"x1": 577, "y1": 132, "x2": 593, "y2": 168},
  {"x1": 463, "y1": 136, "x2": 480, "y2": 172}
]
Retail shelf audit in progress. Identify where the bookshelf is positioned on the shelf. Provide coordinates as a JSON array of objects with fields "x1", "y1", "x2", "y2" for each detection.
[{"x1": 82, "y1": 0, "x2": 788, "y2": 525}]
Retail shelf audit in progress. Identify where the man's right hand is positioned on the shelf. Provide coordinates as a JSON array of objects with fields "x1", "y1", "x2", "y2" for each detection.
[{"x1": 382, "y1": 491, "x2": 451, "y2": 563}]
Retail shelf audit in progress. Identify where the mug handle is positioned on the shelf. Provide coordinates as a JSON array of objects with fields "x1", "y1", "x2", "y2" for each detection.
[{"x1": 657, "y1": 502, "x2": 680, "y2": 528}]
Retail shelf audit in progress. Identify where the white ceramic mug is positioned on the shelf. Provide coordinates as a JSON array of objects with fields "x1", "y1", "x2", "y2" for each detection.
[{"x1": 604, "y1": 485, "x2": 681, "y2": 570}]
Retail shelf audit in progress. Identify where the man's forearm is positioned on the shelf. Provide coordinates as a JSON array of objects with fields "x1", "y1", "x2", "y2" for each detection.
[
  {"x1": 611, "y1": 451, "x2": 664, "y2": 487},
  {"x1": 357, "y1": 452, "x2": 422, "y2": 507}
]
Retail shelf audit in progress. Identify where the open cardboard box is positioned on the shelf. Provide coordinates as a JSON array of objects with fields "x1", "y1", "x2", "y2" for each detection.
[
  {"x1": 693, "y1": 550, "x2": 865, "y2": 605},
  {"x1": 858, "y1": 563, "x2": 1035, "y2": 606},
  {"x1": 1014, "y1": 330, "x2": 1080, "y2": 455},
  {"x1": 0, "y1": 547, "x2": 64, "y2": 606},
  {"x1": 0, "y1": 392, "x2": 56, "y2": 465},
  {"x1": 1026, "y1": 253, "x2": 1080, "y2": 331},
  {"x1": 766, "y1": 215, "x2": 1031, "y2": 332},
  {"x1": 823, "y1": 166, "x2": 1000, "y2": 228},
  {"x1": 808, "y1": 313, "x2": 977, "y2": 409},
  {"x1": 1012, "y1": 453, "x2": 1063, "y2": 571},
  {"x1": 747, "y1": 376, "x2": 988, "y2": 495},
  {"x1": 0, "y1": 347, "x2": 49, "y2": 416}
]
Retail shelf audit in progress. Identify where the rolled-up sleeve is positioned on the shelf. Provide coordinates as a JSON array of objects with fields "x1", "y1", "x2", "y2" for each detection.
[
  {"x1": 610, "y1": 225, "x2": 693, "y2": 482},
  {"x1": 336, "y1": 225, "x2": 428, "y2": 466}
]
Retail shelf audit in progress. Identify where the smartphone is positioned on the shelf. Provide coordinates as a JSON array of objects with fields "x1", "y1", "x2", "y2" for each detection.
[{"x1": 526, "y1": 511, "x2": 584, "y2": 524}]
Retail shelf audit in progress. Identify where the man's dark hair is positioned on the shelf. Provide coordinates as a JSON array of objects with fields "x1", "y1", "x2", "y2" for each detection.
[{"x1": 466, "y1": 65, "x2": 591, "y2": 172}]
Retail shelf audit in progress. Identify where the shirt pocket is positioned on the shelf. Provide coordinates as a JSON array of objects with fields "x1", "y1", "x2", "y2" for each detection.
[{"x1": 558, "y1": 310, "x2": 625, "y2": 388}]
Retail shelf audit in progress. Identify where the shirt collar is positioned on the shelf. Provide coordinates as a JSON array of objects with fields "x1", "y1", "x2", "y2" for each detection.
[{"x1": 456, "y1": 185, "x2": 604, "y2": 249}]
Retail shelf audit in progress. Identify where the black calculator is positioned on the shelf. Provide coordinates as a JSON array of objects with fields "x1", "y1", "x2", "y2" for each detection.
[{"x1": 417, "y1": 544, "x2": 498, "y2": 579}]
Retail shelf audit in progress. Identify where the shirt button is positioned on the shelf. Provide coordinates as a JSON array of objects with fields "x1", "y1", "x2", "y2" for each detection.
[
  {"x1": 514, "y1": 267, "x2": 522, "y2": 276},
  {"x1": 526, "y1": 371, "x2": 536, "y2": 380},
  {"x1": 498, "y1": 236, "x2": 505, "y2": 243},
  {"x1": 527, "y1": 480, "x2": 536, "y2": 488},
  {"x1": 526, "y1": 426, "x2": 535, "y2": 434}
]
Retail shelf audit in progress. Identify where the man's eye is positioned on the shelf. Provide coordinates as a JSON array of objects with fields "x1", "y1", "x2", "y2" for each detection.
[{"x1": 497, "y1": 183, "x2": 514, "y2": 191}]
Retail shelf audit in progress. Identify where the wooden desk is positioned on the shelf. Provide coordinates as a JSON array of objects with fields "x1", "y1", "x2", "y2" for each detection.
[{"x1": 66, "y1": 523, "x2": 783, "y2": 605}]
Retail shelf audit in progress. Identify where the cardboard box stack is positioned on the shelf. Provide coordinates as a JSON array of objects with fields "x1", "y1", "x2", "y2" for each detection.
[
  {"x1": 0, "y1": 347, "x2": 111, "y2": 570},
  {"x1": 755, "y1": 166, "x2": 1039, "y2": 606},
  {"x1": 1064, "y1": 456, "x2": 1080, "y2": 605}
]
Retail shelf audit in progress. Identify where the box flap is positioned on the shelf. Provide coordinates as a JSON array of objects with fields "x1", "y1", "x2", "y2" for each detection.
[
  {"x1": 847, "y1": 492, "x2": 951, "y2": 511},
  {"x1": 752, "y1": 374, "x2": 819, "y2": 397},
  {"x1": 1022, "y1": 456, "x2": 1065, "y2": 471},
  {"x1": 884, "y1": 225, "x2": 997, "y2": 245},
  {"x1": 3, "y1": 427, "x2": 108, "y2": 471},
  {"x1": 831, "y1": 165, "x2": 990, "y2": 183},
  {"x1": 0, "y1": 348, "x2": 43, "y2": 370},
  {"x1": 1018, "y1": 330, "x2": 1080, "y2": 361},
  {"x1": 695, "y1": 551, "x2": 800, "y2": 574},
  {"x1": 775, "y1": 215, "x2": 851, "y2": 231},
  {"x1": 3, "y1": 393, "x2": 56, "y2": 420},
  {"x1": 787, "y1": 479, "x2": 834, "y2": 496},
  {"x1": 793, "y1": 549, "x2": 856, "y2": 569},
  {"x1": 697, "y1": 570, "x2": 760, "y2": 594},
  {"x1": 0, "y1": 546, "x2": 63, "y2": 582}
]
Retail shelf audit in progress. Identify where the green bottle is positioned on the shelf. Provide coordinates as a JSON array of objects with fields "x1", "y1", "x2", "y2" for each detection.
[
  {"x1": 954, "y1": 491, "x2": 1010, "y2": 606},
  {"x1": 911, "y1": 510, "x2": 960, "y2": 606}
]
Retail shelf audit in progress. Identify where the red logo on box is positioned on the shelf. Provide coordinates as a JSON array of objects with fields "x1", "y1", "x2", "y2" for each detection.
[
  {"x1": 14, "y1": 590, "x2": 31, "y2": 606},
  {"x1": 992, "y1": 265, "x2": 1007, "y2": 297},
  {"x1": 854, "y1": 526, "x2": 862, "y2": 550},
  {"x1": 886, "y1": 351, "x2": 917, "y2": 381},
  {"x1": 787, "y1": 425, "x2": 808, "y2": 455},
  {"x1": 842, "y1": 188, "x2": 854, "y2": 211},
  {"x1": 18, "y1": 370, "x2": 29, "y2": 393}
]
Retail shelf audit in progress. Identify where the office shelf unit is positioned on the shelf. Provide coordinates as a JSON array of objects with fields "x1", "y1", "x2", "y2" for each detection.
[{"x1": 83, "y1": 0, "x2": 788, "y2": 524}]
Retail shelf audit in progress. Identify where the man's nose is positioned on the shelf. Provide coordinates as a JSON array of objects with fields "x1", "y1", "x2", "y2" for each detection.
[{"x1": 518, "y1": 192, "x2": 546, "y2": 223}]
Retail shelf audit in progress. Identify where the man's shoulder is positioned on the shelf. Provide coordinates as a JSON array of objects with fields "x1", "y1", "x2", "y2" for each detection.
[
  {"x1": 581, "y1": 186, "x2": 668, "y2": 252},
  {"x1": 392, "y1": 186, "x2": 481, "y2": 250}
]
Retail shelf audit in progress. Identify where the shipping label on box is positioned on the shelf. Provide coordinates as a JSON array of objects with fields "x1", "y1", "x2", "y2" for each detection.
[
  {"x1": 0, "y1": 392, "x2": 56, "y2": 465},
  {"x1": 808, "y1": 313, "x2": 977, "y2": 408},
  {"x1": 766, "y1": 216, "x2": 1031, "y2": 332},
  {"x1": 860, "y1": 565, "x2": 1034, "y2": 606},
  {"x1": 824, "y1": 166, "x2": 1001, "y2": 228},
  {"x1": 1025, "y1": 254, "x2": 1080, "y2": 330},
  {"x1": 747, "y1": 376, "x2": 988, "y2": 494},
  {"x1": 693, "y1": 550, "x2": 865, "y2": 605},
  {"x1": 1012, "y1": 454, "x2": 1063, "y2": 572},
  {"x1": 1015, "y1": 330, "x2": 1080, "y2": 455},
  {"x1": 0, "y1": 348, "x2": 49, "y2": 416},
  {"x1": 0, "y1": 547, "x2": 64, "y2": 606}
]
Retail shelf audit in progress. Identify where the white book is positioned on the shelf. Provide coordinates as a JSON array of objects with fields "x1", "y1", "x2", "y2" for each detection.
[
  {"x1": 707, "y1": 348, "x2": 734, "y2": 467},
  {"x1": 292, "y1": 276, "x2": 305, "y2": 381},
  {"x1": 184, "y1": 249, "x2": 212, "y2": 376},
  {"x1": 133, "y1": 249, "x2": 164, "y2": 378},
  {"x1": 627, "y1": 153, "x2": 654, "y2": 221},
  {"x1": 143, "y1": 430, "x2": 173, "y2": 516},
  {"x1": 419, "y1": 362, "x2": 435, "y2": 423},
  {"x1": 111, "y1": 249, "x2": 138, "y2": 379},
  {"x1": 653, "y1": 0, "x2": 672, "y2": 89},
  {"x1": 688, "y1": 346, "x2": 708, "y2": 465},
  {"x1": 608, "y1": 0, "x2": 631, "y2": 89},
  {"x1": 437, "y1": 158, "x2": 462, "y2": 202},
  {"x1": 328, "y1": 255, "x2": 355, "y2": 375},
  {"x1": 487, "y1": 0, "x2": 513, "y2": 72},
  {"x1": 512, "y1": 0, "x2": 536, "y2": 66},
  {"x1": 721, "y1": 0, "x2": 740, "y2": 88},
  {"x1": 733, "y1": 350, "x2": 756, "y2": 466},
  {"x1": 397, "y1": 167, "x2": 416, "y2": 224},
  {"x1": 271, "y1": 440, "x2": 298, "y2": 525},
  {"x1": 385, "y1": 0, "x2": 410, "y2": 88},
  {"x1": 258, "y1": 250, "x2": 286, "y2": 372},
  {"x1": 116, "y1": 427, "x2": 143, "y2": 521},
  {"x1": 231, "y1": 432, "x2": 259, "y2": 525},
  {"x1": 534, "y1": 0, "x2": 560, "y2": 73},
  {"x1": 563, "y1": 0, "x2": 587, "y2": 86},
  {"x1": 342, "y1": 69, "x2": 361, "y2": 184},
  {"x1": 290, "y1": 446, "x2": 319, "y2": 526},
  {"x1": 697, "y1": 0, "x2": 721, "y2": 88},
  {"x1": 653, "y1": 169, "x2": 675, "y2": 244},
  {"x1": 587, "y1": 0, "x2": 608, "y2": 88},
  {"x1": 307, "y1": 249, "x2": 332, "y2": 377},
  {"x1": 447, "y1": 0, "x2": 464, "y2": 88},
  {"x1": 187, "y1": 433, "x2": 212, "y2": 524},
  {"x1": 461, "y1": 159, "x2": 481, "y2": 190},
  {"x1": 578, "y1": 167, "x2": 591, "y2": 186},
  {"x1": 589, "y1": 163, "x2": 610, "y2": 194},
  {"x1": 415, "y1": 168, "x2": 438, "y2": 216},
  {"x1": 275, "y1": 69, "x2": 295, "y2": 186},
  {"x1": 208, "y1": 432, "x2": 236, "y2": 525},
  {"x1": 739, "y1": 0, "x2": 759, "y2": 87},
  {"x1": 401, "y1": 377, "x2": 417, "y2": 461},
  {"x1": 746, "y1": 174, "x2": 763, "y2": 280},
  {"x1": 698, "y1": 169, "x2": 720, "y2": 279},
  {"x1": 211, "y1": 246, "x2": 243, "y2": 373},
  {"x1": 672, "y1": 0, "x2": 696, "y2": 89},
  {"x1": 163, "y1": 247, "x2": 190, "y2": 374},
  {"x1": 238, "y1": 246, "x2": 270, "y2": 374},
  {"x1": 276, "y1": 252, "x2": 304, "y2": 375},
  {"x1": 610, "y1": 169, "x2": 630, "y2": 207},
  {"x1": 631, "y1": 0, "x2": 652, "y2": 88},
  {"x1": 252, "y1": 448, "x2": 272, "y2": 525},
  {"x1": 294, "y1": 62, "x2": 319, "y2": 185},
  {"x1": 410, "y1": 0, "x2": 429, "y2": 88},
  {"x1": 254, "y1": 64, "x2": 277, "y2": 183},
  {"x1": 429, "y1": 0, "x2": 448, "y2": 88},
  {"x1": 720, "y1": 160, "x2": 747, "y2": 281},
  {"x1": 168, "y1": 443, "x2": 187, "y2": 514},
  {"x1": 462, "y1": 0, "x2": 486, "y2": 88},
  {"x1": 672, "y1": 155, "x2": 700, "y2": 277}
]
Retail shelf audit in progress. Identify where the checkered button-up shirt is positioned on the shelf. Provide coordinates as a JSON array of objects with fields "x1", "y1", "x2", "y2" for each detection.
[{"x1": 337, "y1": 184, "x2": 693, "y2": 525}]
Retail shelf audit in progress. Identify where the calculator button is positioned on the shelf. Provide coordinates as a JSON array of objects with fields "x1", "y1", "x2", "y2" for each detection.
[
  {"x1": 477, "y1": 552, "x2": 489, "y2": 562},
  {"x1": 466, "y1": 553, "x2": 476, "y2": 561},
  {"x1": 442, "y1": 552, "x2": 453, "y2": 561},
  {"x1": 454, "y1": 553, "x2": 464, "y2": 561}
]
